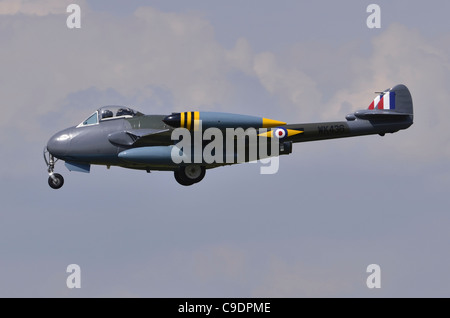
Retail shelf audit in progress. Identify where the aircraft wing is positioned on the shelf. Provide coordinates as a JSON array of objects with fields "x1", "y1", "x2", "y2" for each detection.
[{"x1": 108, "y1": 129, "x2": 170, "y2": 146}]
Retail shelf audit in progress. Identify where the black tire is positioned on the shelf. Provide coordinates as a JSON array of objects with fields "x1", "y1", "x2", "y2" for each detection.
[
  {"x1": 174, "y1": 171, "x2": 195, "y2": 186},
  {"x1": 174, "y1": 165, "x2": 206, "y2": 186},
  {"x1": 48, "y1": 173, "x2": 64, "y2": 189}
]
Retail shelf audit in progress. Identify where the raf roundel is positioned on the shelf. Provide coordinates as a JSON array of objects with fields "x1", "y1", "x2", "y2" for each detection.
[{"x1": 273, "y1": 127, "x2": 287, "y2": 139}]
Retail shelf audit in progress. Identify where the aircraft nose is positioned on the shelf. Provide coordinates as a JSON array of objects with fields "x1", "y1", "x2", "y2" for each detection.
[
  {"x1": 163, "y1": 113, "x2": 181, "y2": 128},
  {"x1": 47, "y1": 128, "x2": 73, "y2": 158}
]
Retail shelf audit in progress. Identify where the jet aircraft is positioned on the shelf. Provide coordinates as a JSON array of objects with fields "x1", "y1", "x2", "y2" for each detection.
[{"x1": 44, "y1": 84, "x2": 413, "y2": 188}]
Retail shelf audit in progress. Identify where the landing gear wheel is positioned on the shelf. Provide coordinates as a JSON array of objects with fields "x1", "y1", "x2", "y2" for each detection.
[
  {"x1": 174, "y1": 171, "x2": 195, "y2": 186},
  {"x1": 48, "y1": 173, "x2": 64, "y2": 190},
  {"x1": 44, "y1": 146, "x2": 65, "y2": 189},
  {"x1": 174, "y1": 165, "x2": 206, "y2": 186}
]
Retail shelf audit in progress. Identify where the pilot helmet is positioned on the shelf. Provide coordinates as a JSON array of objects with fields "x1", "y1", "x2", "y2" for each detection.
[{"x1": 101, "y1": 109, "x2": 114, "y2": 119}]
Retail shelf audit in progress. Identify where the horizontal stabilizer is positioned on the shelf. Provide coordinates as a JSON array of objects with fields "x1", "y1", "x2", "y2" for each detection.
[{"x1": 352, "y1": 110, "x2": 411, "y2": 120}]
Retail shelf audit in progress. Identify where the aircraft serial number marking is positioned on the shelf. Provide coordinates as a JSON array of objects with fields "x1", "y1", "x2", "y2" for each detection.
[{"x1": 318, "y1": 125, "x2": 345, "y2": 135}]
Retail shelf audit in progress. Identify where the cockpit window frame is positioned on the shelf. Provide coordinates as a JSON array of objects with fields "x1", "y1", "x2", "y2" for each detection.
[
  {"x1": 76, "y1": 111, "x2": 99, "y2": 128},
  {"x1": 76, "y1": 106, "x2": 143, "y2": 128},
  {"x1": 98, "y1": 106, "x2": 142, "y2": 122}
]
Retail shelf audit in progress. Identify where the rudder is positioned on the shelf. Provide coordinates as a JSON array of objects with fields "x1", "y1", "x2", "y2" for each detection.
[
  {"x1": 368, "y1": 84, "x2": 413, "y2": 117},
  {"x1": 390, "y1": 84, "x2": 413, "y2": 119},
  {"x1": 351, "y1": 84, "x2": 413, "y2": 122}
]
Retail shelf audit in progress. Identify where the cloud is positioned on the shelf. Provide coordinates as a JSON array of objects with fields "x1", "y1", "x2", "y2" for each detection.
[
  {"x1": 253, "y1": 51, "x2": 323, "y2": 120},
  {"x1": 252, "y1": 256, "x2": 356, "y2": 297},
  {"x1": 0, "y1": 4, "x2": 233, "y2": 149},
  {"x1": 192, "y1": 245, "x2": 247, "y2": 282},
  {"x1": 2, "y1": 1, "x2": 450, "y2": 299},
  {"x1": 326, "y1": 24, "x2": 450, "y2": 163},
  {"x1": 252, "y1": 23, "x2": 450, "y2": 164},
  {"x1": 0, "y1": 0, "x2": 86, "y2": 16},
  {"x1": 225, "y1": 37, "x2": 254, "y2": 76},
  {"x1": 1, "y1": 3, "x2": 448, "y2": 181}
]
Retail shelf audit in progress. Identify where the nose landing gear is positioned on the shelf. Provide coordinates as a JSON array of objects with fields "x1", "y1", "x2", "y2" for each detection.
[
  {"x1": 48, "y1": 172, "x2": 64, "y2": 190},
  {"x1": 44, "y1": 147, "x2": 64, "y2": 189}
]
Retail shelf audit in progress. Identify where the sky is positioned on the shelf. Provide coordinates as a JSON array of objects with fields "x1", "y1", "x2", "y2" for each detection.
[{"x1": 1, "y1": 0, "x2": 450, "y2": 297}]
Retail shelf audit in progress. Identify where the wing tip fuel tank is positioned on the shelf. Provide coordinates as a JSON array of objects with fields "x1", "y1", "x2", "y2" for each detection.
[{"x1": 163, "y1": 112, "x2": 286, "y2": 130}]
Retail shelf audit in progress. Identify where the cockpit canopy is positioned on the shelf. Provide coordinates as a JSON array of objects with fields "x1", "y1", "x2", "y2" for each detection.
[{"x1": 77, "y1": 106, "x2": 143, "y2": 127}]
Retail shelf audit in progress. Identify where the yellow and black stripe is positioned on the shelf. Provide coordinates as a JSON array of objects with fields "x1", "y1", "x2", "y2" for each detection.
[{"x1": 181, "y1": 111, "x2": 200, "y2": 131}]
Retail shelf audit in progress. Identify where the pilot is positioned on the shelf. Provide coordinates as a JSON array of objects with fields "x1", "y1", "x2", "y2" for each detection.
[
  {"x1": 101, "y1": 109, "x2": 113, "y2": 119},
  {"x1": 116, "y1": 108, "x2": 134, "y2": 117}
]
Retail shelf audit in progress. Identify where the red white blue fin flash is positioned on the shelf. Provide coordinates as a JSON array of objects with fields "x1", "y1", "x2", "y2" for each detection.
[{"x1": 368, "y1": 91, "x2": 396, "y2": 110}]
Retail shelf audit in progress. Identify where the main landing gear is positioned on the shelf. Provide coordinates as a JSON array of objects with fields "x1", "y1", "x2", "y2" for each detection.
[
  {"x1": 174, "y1": 165, "x2": 206, "y2": 186},
  {"x1": 44, "y1": 147, "x2": 64, "y2": 189}
]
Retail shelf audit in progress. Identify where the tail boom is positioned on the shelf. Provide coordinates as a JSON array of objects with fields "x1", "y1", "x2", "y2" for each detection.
[{"x1": 285, "y1": 84, "x2": 413, "y2": 143}]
